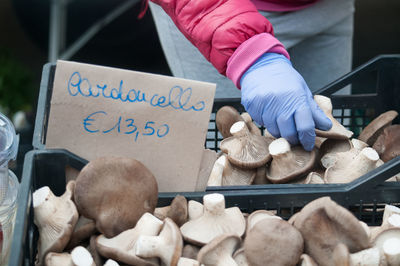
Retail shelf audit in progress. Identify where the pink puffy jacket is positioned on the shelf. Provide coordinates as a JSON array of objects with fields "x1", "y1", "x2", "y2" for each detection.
[{"x1": 150, "y1": 0, "x2": 292, "y2": 87}]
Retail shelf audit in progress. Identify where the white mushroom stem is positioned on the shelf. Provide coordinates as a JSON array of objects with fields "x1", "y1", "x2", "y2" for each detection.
[
  {"x1": 71, "y1": 246, "x2": 95, "y2": 266},
  {"x1": 103, "y1": 259, "x2": 120, "y2": 266},
  {"x1": 203, "y1": 193, "x2": 226, "y2": 216},
  {"x1": 383, "y1": 205, "x2": 400, "y2": 225},
  {"x1": 349, "y1": 247, "x2": 381, "y2": 266},
  {"x1": 351, "y1": 139, "x2": 369, "y2": 150},
  {"x1": 177, "y1": 257, "x2": 200, "y2": 266},
  {"x1": 356, "y1": 147, "x2": 380, "y2": 168},
  {"x1": 382, "y1": 238, "x2": 400, "y2": 266},
  {"x1": 207, "y1": 156, "x2": 227, "y2": 186},
  {"x1": 230, "y1": 121, "x2": 249, "y2": 137},
  {"x1": 268, "y1": 138, "x2": 296, "y2": 166}
]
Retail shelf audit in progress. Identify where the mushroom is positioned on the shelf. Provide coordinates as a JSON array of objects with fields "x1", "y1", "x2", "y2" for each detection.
[
  {"x1": 216, "y1": 106, "x2": 244, "y2": 138},
  {"x1": 180, "y1": 193, "x2": 245, "y2": 246},
  {"x1": 266, "y1": 138, "x2": 316, "y2": 183},
  {"x1": 197, "y1": 234, "x2": 241, "y2": 266},
  {"x1": 74, "y1": 157, "x2": 158, "y2": 238},
  {"x1": 220, "y1": 121, "x2": 271, "y2": 169},
  {"x1": 187, "y1": 200, "x2": 203, "y2": 221},
  {"x1": 88, "y1": 235, "x2": 104, "y2": 266},
  {"x1": 351, "y1": 138, "x2": 369, "y2": 150},
  {"x1": 154, "y1": 195, "x2": 188, "y2": 227},
  {"x1": 196, "y1": 149, "x2": 218, "y2": 191},
  {"x1": 45, "y1": 246, "x2": 95, "y2": 266},
  {"x1": 298, "y1": 254, "x2": 318, "y2": 266},
  {"x1": 292, "y1": 197, "x2": 369, "y2": 266},
  {"x1": 358, "y1": 110, "x2": 398, "y2": 146},
  {"x1": 177, "y1": 258, "x2": 200, "y2": 266},
  {"x1": 319, "y1": 138, "x2": 353, "y2": 169},
  {"x1": 244, "y1": 218, "x2": 304, "y2": 266},
  {"x1": 207, "y1": 154, "x2": 256, "y2": 186},
  {"x1": 240, "y1": 112, "x2": 261, "y2": 136},
  {"x1": 374, "y1": 228, "x2": 400, "y2": 266},
  {"x1": 96, "y1": 212, "x2": 163, "y2": 266},
  {"x1": 370, "y1": 211, "x2": 400, "y2": 242},
  {"x1": 182, "y1": 244, "x2": 200, "y2": 260},
  {"x1": 135, "y1": 218, "x2": 183, "y2": 266},
  {"x1": 233, "y1": 248, "x2": 249, "y2": 266},
  {"x1": 315, "y1": 136, "x2": 327, "y2": 149},
  {"x1": 104, "y1": 259, "x2": 120, "y2": 266},
  {"x1": 325, "y1": 147, "x2": 380, "y2": 183},
  {"x1": 245, "y1": 210, "x2": 281, "y2": 236},
  {"x1": 291, "y1": 171, "x2": 325, "y2": 184},
  {"x1": 33, "y1": 183, "x2": 79, "y2": 265},
  {"x1": 332, "y1": 243, "x2": 382, "y2": 266},
  {"x1": 252, "y1": 166, "x2": 269, "y2": 185},
  {"x1": 66, "y1": 216, "x2": 97, "y2": 250},
  {"x1": 314, "y1": 95, "x2": 354, "y2": 139},
  {"x1": 372, "y1": 124, "x2": 400, "y2": 162}
]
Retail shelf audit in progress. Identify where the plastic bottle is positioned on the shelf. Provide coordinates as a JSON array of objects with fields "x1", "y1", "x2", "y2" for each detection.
[{"x1": 0, "y1": 113, "x2": 19, "y2": 265}]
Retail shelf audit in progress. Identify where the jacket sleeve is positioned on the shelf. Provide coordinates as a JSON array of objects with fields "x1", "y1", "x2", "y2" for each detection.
[{"x1": 150, "y1": 0, "x2": 289, "y2": 85}]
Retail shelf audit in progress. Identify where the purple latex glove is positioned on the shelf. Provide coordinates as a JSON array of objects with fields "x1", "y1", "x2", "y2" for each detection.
[{"x1": 240, "y1": 53, "x2": 332, "y2": 151}]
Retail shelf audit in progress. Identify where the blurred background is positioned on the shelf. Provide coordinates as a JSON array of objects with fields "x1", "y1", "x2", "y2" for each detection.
[{"x1": 0, "y1": 0, "x2": 399, "y2": 177}]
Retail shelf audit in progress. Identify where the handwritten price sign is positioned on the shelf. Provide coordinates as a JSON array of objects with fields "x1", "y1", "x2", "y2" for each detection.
[{"x1": 46, "y1": 60, "x2": 216, "y2": 192}]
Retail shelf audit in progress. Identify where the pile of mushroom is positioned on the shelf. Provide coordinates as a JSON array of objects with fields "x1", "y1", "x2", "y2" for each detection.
[
  {"x1": 211, "y1": 96, "x2": 400, "y2": 186},
  {"x1": 34, "y1": 178, "x2": 400, "y2": 266}
]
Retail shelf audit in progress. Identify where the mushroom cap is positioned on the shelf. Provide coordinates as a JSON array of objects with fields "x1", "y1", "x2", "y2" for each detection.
[
  {"x1": 359, "y1": 110, "x2": 398, "y2": 146},
  {"x1": 180, "y1": 193, "x2": 245, "y2": 246},
  {"x1": 240, "y1": 112, "x2": 261, "y2": 136},
  {"x1": 266, "y1": 138, "x2": 317, "y2": 183},
  {"x1": 197, "y1": 234, "x2": 241, "y2": 266},
  {"x1": 298, "y1": 254, "x2": 318, "y2": 266},
  {"x1": 244, "y1": 218, "x2": 304, "y2": 266},
  {"x1": 96, "y1": 212, "x2": 162, "y2": 266},
  {"x1": 74, "y1": 157, "x2": 158, "y2": 238},
  {"x1": 291, "y1": 171, "x2": 325, "y2": 184},
  {"x1": 319, "y1": 138, "x2": 353, "y2": 168},
  {"x1": 182, "y1": 244, "x2": 200, "y2": 260},
  {"x1": 314, "y1": 95, "x2": 354, "y2": 139},
  {"x1": 372, "y1": 124, "x2": 400, "y2": 162},
  {"x1": 165, "y1": 195, "x2": 188, "y2": 227},
  {"x1": 245, "y1": 210, "x2": 281, "y2": 235},
  {"x1": 33, "y1": 185, "x2": 79, "y2": 265},
  {"x1": 66, "y1": 216, "x2": 97, "y2": 250},
  {"x1": 216, "y1": 106, "x2": 244, "y2": 138},
  {"x1": 233, "y1": 248, "x2": 249, "y2": 266},
  {"x1": 293, "y1": 197, "x2": 369, "y2": 266},
  {"x1": 220, "y1": 121, "x2": 272, "y2": 169},
  {"x1": 325, "y1": 147, "x2": 379, "y2": 183},
  {"x1": 135, "y1": 218, "x2": 183, "y2": 266}
]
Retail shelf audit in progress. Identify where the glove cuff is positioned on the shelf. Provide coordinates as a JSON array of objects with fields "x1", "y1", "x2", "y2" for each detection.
[{"x1": 226, "y1": 33, "x2": 289, "y2": 89}]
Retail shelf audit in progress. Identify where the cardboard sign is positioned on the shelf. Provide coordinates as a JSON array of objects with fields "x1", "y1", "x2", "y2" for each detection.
[{"x1": 46, "y1": 60, "x2": 216, "y2": 192}]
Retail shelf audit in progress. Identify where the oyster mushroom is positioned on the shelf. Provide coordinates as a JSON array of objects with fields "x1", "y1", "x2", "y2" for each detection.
[
  {"x1": 154, "y1": 195, "x2": 188, "y2": 227},
  {"x1": 66, "y1": 216, "x2": 97, "y2": 250},
  {"x1": 216, "y1": 106, "x2": 244, "y2": 138},
  {"x1": 96, "y1": 212, "x2": 163, "y2": 266},
  {"x1": 332, "y1": 243, "x2": 382, "y2": 266},
  {"x1": 372, "y1": 124, "x2": 400, "y2": 162},
  {"x1": 351, "y1": 138, "x2": 369, "y2": 150},
  {"x1": 220, "y1": 121, "x2": 271, "y2": 169},
  {"x1": 197, "y1": 234, "x2": 241, "y2": 266},
  {"x1": 252, "y1": 166, "x2": 269, "y2": 185},
  {"x1": 88, "y1": 235, "x2": 104, "y2": 266},
  {"x1": 266, "y1": 138, "x2": 316, "y2": 183},
  {"x1": 187, "y1": 200, "x2": 203, "y2": 221},
  {"x1": 359, "y1": 110, "x2": 398, "y2": 146},
  {"x1": 233, "y1": 248, "x2": 249, "y2": 266},
  {"x1": 207, "y1": 154, "x2": 256, "y2": 186},
  {"x1": 104, "y1": 259, "x2": 120, "y2": 266},
  {"x1": 374, "y1": 228, "x2": 400, "y2": 266},
  {"x1": 180, "y1": 193, "x2": 245, "y2": 246},
  {"x1": 319, "y1": 138, "x2": 353, "y2": 169},
  {"x1": 45, "y1": 246, "x2": 95, "y2": 266},
  {"x1": 33, "y1": 183, "x2": 79, "y2": 265},
  {"x1": 240, "y1": 112, "x2": 261, "y2": 136},
  {"x1": 314, "y1": 95, "x2": 354, "y2": 139},
  {"x1": 74, "y1": 157, "x2": 158, "y2": 238},
  {"x1": 293, "y1": 197, "x2": 369, "y2": 266},
  {"x1": 135, "y1": 218, "x2": 183, "y2": 266},
  {"x1": 245, "y1": 210, "x2": 281, "y2": 235},
  {"x1": 299, "y1": 254, "x2": 318, "y2": 266},
  {"x1": 325, "y1": 147, "x2": 380, "y2": 183},
  {"x1": 291, "y1": 171, "x2": 325, "y2": 184},
  {"x1": 182, "y1": 244, "x2": 200, "y2": 260},
  {"x1": 244, "y1": 218, "x2": 304, "y2": 266}
]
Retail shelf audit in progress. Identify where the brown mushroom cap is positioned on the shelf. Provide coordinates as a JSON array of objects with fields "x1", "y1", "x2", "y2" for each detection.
[
  {"x1": 154, "y1": 195, "x2": 188, "y2": 227},
  {"x1": 135, "y1": 218, "x2": 183, "y2": 266},
  {"x1": 207, "y1": 154, "x2": 256, "y2": 186},
  {"x1": 197, "y1": 234, "x2": 241, "y2": 266},
  {"x1": 74, "y1": 157, "x2": 158, "y2": 238},
  {"x1": 245, "y1": 210, "x2": 281, "y2": 236},
  {"x1": 216, "y1": 106, "x2": 244, "y2": 139},
  {"x1": 266, "y1": 138, "x2": 316, "y2": 183},
  {"x1": 96, "y1": 212, "x2": 162, "y2": 266},
  {"x1": 372, "y1": 124, "x2": 400, "y2": 162},
  {"x1": 314, "y1": 95, "x2": 354, "y2": 139},
  {"x1": 220, "y1": 121, "x2": 272, "y2": 169},
  {"x1": 359, "y1": 110, "x2": 398, "y2": 146},
  {"x1": 240, "y1": 112, "x2": 261, "y2": 136},
  {"x1": 293, "y1": 197, "x2": 369, "y2": 266},
  {"x1": 180, "y1": 193, "x2": 245, "y2": 246},
  {"x1": 33, "y1": 184, "x2": 79, "y2": 265},
  {"x1": 325, "y1": 147, "x2": 380, "y2": 183},
  {"x1": 244, "y1": 218, "x2": 304, "y2": 266}
]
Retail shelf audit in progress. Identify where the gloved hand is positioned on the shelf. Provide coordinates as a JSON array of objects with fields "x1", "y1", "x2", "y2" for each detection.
[{"x1": 240, "y1": 52, "x2": 332, "y2": 151}]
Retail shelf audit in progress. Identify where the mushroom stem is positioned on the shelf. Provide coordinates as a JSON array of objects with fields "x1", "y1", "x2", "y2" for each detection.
[
  {"x1": 203, "y1": 193, "x2": 226, "y2": 216},
  {"x1": 135, "y1": 236, "x2": 164, "y2": 257},
  {"x1": 230, "y1": 121, "x2": 250, "y2": 137},
  {"x1": 349, "y1": 247, "x2": 381, "y2": 266},
  {"x1": 71, "y1": 246, "x2": 95, "y2": 266},
  {"x1": 382, "y1": 238, "x2": 400, "y2": 266},
  {"x1": 207, "y1": 156, "x2": 226, "y2": 186},
  {"x1": 383, "y1": 205, "x2": 400, "y2": 225}
]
